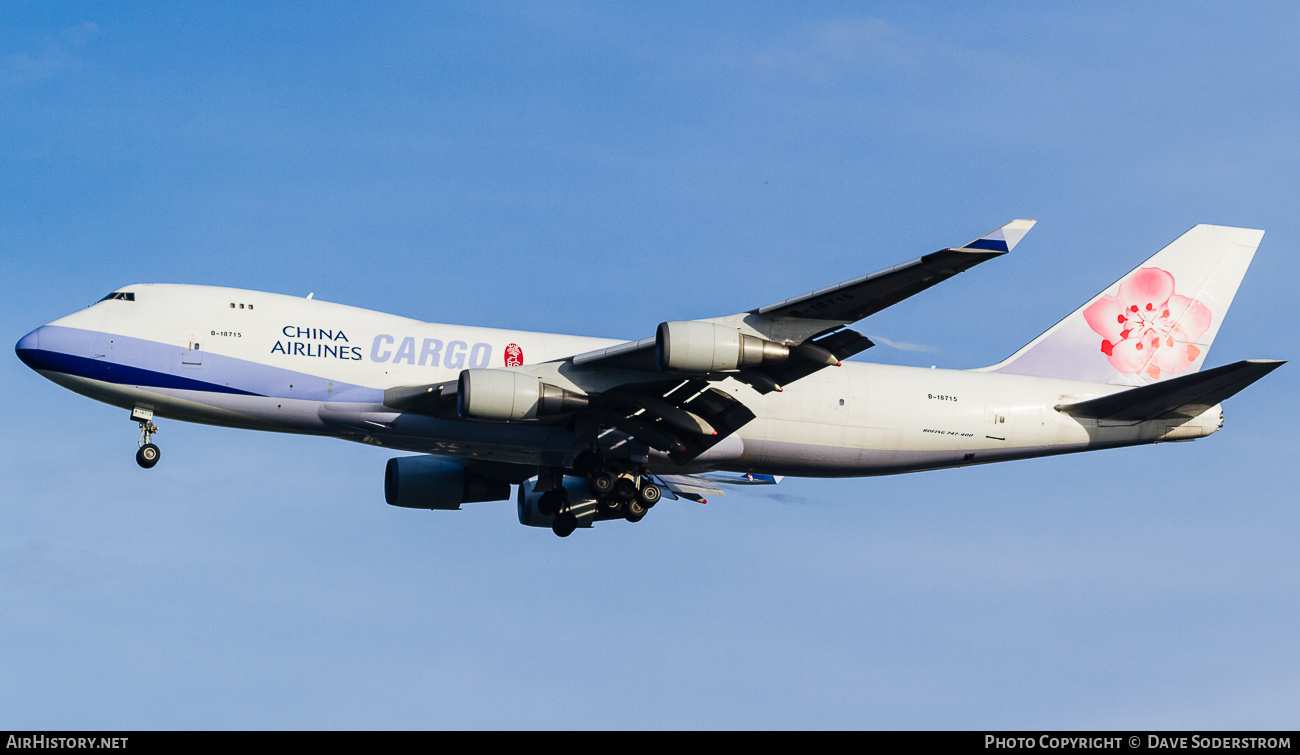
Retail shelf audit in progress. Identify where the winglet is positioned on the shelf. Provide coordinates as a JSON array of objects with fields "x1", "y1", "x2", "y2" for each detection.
[{"x1": 960, "y1": 219, "x2": 1037, "y2": 253}]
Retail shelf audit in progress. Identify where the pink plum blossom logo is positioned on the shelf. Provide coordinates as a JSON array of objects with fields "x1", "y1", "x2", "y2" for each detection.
[{"x1": 1082, "y1": 267, "x2": 1211, "y2": 381}]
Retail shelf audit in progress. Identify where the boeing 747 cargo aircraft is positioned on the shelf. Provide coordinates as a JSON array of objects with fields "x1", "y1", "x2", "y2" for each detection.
[{"x1": 15, "y1": 221, "x2": 1282, "y2": 536}]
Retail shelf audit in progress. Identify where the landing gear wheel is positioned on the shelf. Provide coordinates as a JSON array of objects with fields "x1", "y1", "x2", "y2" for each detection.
[
  {"x1": 614, "y1": 476, "x2": 638, "y2": 500},
  {"x1": 134, "y1": 412, "x2": 160, "y2": 469},
  {"x1": 552, "y1": 511, "x2": 578, "y2": 538},
  {"x1": 538, "y1": 489, "x2": 565, "y2": 517},
  {"x1": 637, "y1": 482, "x2": 662, "y2": 508},
  {"x1": 589, "y1": 472, "x2": 616, "y2": 497},
  {"x1": 625, "y1": 498, "x2": 647, "y2": 522},
  {"x1": 136, "y1": 443, "x2": 161, "y2": 469}
]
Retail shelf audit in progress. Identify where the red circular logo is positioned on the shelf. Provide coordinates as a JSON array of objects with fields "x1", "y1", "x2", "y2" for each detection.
[{"x1": 504, "y1": 343, "x2": 524, "y2": 367}]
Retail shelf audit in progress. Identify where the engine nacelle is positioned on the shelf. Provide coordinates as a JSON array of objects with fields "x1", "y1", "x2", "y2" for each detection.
[
  {"x1": 656, "y1": 321, "x2": 789, "y2": 373},
  {"x1": 457, "y1": 369, "x2": 588, "y2": 421},
  {"x1": 385, "y1": 455, "x2": 510, "y2": 510},
  {"x1": 517, "y1": 477, "x2": 600, "y2": 529}
]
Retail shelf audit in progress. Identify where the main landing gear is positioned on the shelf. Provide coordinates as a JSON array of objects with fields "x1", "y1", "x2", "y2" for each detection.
[
  {"x1": 536, "y1": 486, "x2": 578, "y2": 538},
  {"x1": 545, "y1": 450, "x2": 664, "y2": 538},
  {"x1": 133, "y1": 407, "x2": 161, "y2": 469}
]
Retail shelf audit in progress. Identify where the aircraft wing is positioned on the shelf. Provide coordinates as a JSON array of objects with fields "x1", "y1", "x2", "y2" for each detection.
[
  {"x1": 581, "y1": 378, "x2": 757, "y2": 465},
  {"x1": 569, "y1": 219, "x2": 1035, "y2": 382},
  {"x1": 389, "y1": 221, "x2": 1034, "y2": 465},
  {"x1": 553, "y1": 222, "x2": 1034, "y2": 461},
  {"x1": 383, "y1": 372, "x2": 758, "y2": 465},
  {"x1": 751, "y1": 219, "x2": 1037, "y2": 324},
  {"x1": 571, "y1": 326, "x2": 876, "y2": 392}
]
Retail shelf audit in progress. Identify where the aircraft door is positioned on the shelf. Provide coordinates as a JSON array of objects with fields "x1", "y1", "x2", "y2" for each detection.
[
  {"x1": 179, "y1": 329, "x2": 203, "y2": 367},
  {"x1": 985, "y1": 402, "x2": 1010, "y2": 442}
]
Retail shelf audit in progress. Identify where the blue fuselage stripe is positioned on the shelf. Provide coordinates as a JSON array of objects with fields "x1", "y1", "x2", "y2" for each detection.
[
  {"x1": 17, "y1": 325, "x2": 386, "y2": 403},
  {"x1": 17, "y1": 348, "x2": 263, "y2": 396}
]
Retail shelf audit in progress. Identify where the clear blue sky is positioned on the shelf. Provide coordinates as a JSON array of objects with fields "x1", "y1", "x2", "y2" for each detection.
[{"x1": 2, "y1": 2, "x2": 1297, "y2": 729}]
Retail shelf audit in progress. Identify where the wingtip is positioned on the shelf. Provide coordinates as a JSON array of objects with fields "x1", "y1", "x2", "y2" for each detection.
[{"x1": 962, "y1": 219, "x2": 1038, "y2": 253}]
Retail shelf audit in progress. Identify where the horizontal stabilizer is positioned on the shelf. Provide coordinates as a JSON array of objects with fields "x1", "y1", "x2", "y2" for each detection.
[{"x1": 1055, "y1": 359, "x2": 1284, "y2": 421}]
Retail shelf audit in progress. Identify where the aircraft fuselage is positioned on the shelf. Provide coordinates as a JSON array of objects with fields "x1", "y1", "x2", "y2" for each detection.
[{"x1": 16, "y1": 283, "x2": 1221, "y2": 478}]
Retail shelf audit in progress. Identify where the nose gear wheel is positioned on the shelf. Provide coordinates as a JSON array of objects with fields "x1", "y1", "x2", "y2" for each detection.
[{"x1": 134, "y1": 412, "x2": 160, "y2": 469}]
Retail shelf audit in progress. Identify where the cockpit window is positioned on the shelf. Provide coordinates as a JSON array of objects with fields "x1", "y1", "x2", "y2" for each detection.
[{"x1": 99, "y1": 292, "x2": 136, "y2": 302}]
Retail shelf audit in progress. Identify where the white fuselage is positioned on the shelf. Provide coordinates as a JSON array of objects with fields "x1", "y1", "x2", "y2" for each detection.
[{"x1": 19, "y1": 283, "x2": 1222, "y2": 477}]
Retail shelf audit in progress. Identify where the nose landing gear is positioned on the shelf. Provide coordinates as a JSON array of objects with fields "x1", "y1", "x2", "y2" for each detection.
[
  {"x1": 136, "y1": 443, "x2": 160, "y2": 468},
  {"x1": 132, "y1": 407, "x2": 160, "y2": 469}
]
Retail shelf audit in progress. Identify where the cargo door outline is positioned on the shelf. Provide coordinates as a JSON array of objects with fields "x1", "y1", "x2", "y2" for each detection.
[
  {"x1": 985, "y1": 402, "x2": 1009, "y2": 441},
  {"x1": 180, "y1": 330, "x2": 204, "y2": 367}
]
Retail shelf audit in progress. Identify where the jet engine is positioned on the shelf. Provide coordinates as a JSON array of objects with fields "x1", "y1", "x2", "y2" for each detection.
[
  {"x1": 385, "y1": 455, "x2": 510, "y2": 510},
  {"x1": 457, "y1": 369, "x2": 588, "y2": 421},
  {"x1": 655, "y1": 321, "x2": 788, "y2": 373}
]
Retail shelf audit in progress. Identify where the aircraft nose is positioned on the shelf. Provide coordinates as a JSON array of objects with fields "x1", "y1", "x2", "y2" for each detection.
[{"x1": 15, "y1": 326, "x2": 42, "y2": 369}]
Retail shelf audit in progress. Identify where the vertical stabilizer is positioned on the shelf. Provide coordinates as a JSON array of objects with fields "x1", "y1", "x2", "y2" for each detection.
[{"x1": 982, "y1": 224, "x2": 1264, "y2": 385}]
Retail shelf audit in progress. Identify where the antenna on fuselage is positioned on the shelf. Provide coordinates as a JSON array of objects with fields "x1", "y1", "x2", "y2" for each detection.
[{"x1": 306, "y1": 292, "x2": 314, "y2": 299}]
